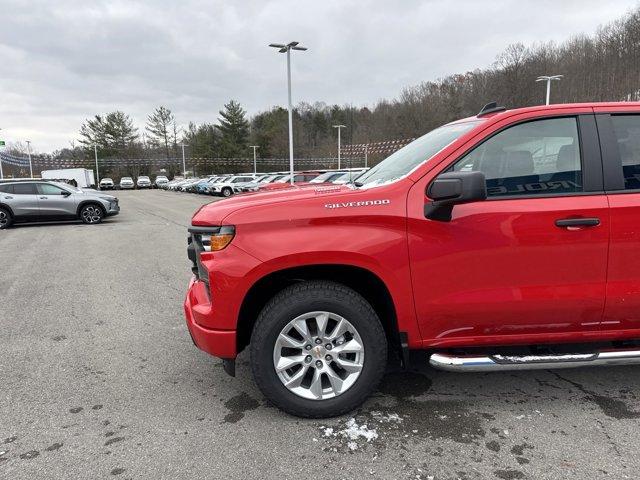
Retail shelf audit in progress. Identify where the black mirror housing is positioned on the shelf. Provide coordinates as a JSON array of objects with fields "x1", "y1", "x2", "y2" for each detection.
[{"x1": 425, "y1": 171, "x2": 487, "y2": 221}]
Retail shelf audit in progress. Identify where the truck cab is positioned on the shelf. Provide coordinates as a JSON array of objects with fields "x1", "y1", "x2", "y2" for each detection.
[{"x1": 184, "y1": 102, "x2": 640, "y2": 417}]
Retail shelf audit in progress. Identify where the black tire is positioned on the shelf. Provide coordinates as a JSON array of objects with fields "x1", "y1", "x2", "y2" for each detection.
[
  {"x1": 79, "y1": 203, "x2": 104, "y2": 225},
  {"x1": 250, "y1": 281, "x2": 387, "y2": 418},
  {"x1": 0, "y1": 207, "x2": 13, "y2": 229},
  {"x1": 222, "y1": 187, "x2": 233, "y2": 197}
]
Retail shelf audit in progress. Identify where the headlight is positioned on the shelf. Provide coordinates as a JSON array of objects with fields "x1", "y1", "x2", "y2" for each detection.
[{"x1": 189, "y1": 226, "x2": 235, "y2": 252}]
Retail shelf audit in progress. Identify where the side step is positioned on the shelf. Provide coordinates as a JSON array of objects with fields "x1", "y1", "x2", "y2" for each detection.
[{"x1": 429, "y1": 349, "x2": 640, "y2": 372}]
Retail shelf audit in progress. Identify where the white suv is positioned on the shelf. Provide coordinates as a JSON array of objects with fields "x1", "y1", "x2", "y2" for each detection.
[
  {"x1": 137, "y1": 175, "x2": 152, "y2": 189},
  {"x1": 99, "y1": 178, "x2": 114, "y2": 190},
  {"x1": 209, "y1": 175, "x2": 257, "y2": 197},
  {"x1": 154, "y1": 175, "x2": 169, "y2": 188},
  {"x1": 119, "y1": 177, "x2": 134, "y2": 189}
]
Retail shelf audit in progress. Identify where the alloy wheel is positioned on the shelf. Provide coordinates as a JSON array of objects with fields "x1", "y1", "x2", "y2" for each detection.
[
  {"x1": 81, "y1": 205, "x2": 103, "y2": 224},
  {"x1": 273, "y1": 311, "x2": 365, "y2": 400},
  {"x1": 0, "y1": 210, "x2": 8, "y2": 228}
]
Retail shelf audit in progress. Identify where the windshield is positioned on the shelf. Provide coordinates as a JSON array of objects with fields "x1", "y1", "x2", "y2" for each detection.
[
  {"x1": 139, "y1": 176, "x2": 149, "y2": 180},
  {"x1": 355, "y1": 121, "x2": 480, "y2": 188}
]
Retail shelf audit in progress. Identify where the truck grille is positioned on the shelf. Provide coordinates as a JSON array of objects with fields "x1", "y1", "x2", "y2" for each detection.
[{"x1": 187, "y1": 230, "x2": 210, "y2": 289}]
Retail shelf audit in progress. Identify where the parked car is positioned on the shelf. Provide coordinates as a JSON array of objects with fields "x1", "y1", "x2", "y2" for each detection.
[
  {"x1": 240, "y1": 174, "x2": 287, "y2": 192},
  {"x1": 99, "y1": 178, "x2": 115, "y2": 190},
  {"x1": 185, "y1": 101, "x2": 640, "y2": 418},
  {"x1": 119, "y1": 177, "x2": 134, "y2": 189},
  {"x1": 136, "y1": 175, "x2": 152, "y2": 189},
  {"x1": 0, "y1": 179, "x2": 119, "y2": 228},
  {"x1": 180, "y1": 178, "x2": 202, "y2": 192},
  {"x1": 195, "y1": 176, "x2": 222, "y2": 194},
  {"x1": 232, "y1": 174, "x2": 271, "y2": 193},
  {"x1": 154, "y1": 175, "x2": 169, "y2": 188},
  {"x1": 170, "y1": 179, "x2": 190, "y2": 191},
  {"x1": 209, "y1": 175, "x2": 257, "y2": 197},
  {"x1": 257, "y1": 171, "x2": 324, "y2": 192}
]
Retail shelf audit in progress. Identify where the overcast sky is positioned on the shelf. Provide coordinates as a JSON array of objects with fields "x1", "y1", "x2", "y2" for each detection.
[{"x1": 1, "y1": 0, "x2": 638, "y2": 152}]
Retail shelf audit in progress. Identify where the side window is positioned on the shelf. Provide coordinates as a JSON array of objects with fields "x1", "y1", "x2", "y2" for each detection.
[
  {"x1": 13, "y1": 183, "x2": 37, "y2": 195},
  {"x1": 451, "y1": 117, "x2": 582, "y2": 197},
  {"x1": 37, "y1": 184, "x2": 66, "y2": 195},
  {"x1": 0, "y1": 184, "x2": 13, "y2": 194},
  {"x1": 610, "y1": 115, "x2": 640, "y2": 190}
]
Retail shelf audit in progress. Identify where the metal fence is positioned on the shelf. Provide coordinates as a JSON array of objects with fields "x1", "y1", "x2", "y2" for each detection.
[{"x1": 0, "y1": 137, "x2": 414, "y2": 176}]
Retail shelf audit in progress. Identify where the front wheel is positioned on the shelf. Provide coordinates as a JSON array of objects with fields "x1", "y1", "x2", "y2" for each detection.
[
  {"x1": 80, "y1": 204, "x2": 104, "y2": 224},
  {"x1": 221, "y1": 187, "x2": 233, "y2": 197},
  {"x1": 0, "y1": 207, "x2": 13, "y2": 229},
  {"x1": 250, "y1": 281, "x2": 387, "y2": 418}
]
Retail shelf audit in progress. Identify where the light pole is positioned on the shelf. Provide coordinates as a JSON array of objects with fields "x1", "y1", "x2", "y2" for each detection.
[
  {"x1": 94, "y1": 145, "x2": 100, "y2": 186},
  {"x1": 364, "y1": 144, "x2": 368, "y2": 168},
  {"x1": 26, "y1": 140, "x2": 33, "y2": 178},
  {"x1": 333, "y1": 125, "x2": 346, "y2": 169},
  {"x1": 249, "y1": 145, "x2": 259, "y2": 174},
  {"x1": 180, "y1": 143, "x2": 188, "y2": 177},
  {"x1": 269, "y1": 41, "x2": 307, "y2": 184},
  {"x1": 0, "y1": 128, "x2": 3, "y2": 179},
  {"x1": 536, "y1": 75, "x2": 563, "y2": 105}
]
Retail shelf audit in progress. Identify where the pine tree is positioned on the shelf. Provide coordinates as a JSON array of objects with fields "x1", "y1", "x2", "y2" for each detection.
[
  {"x1": 79, "y1": 111, "x2": 138, "y2": 157},
  {"x1": 146, "y1": 106, "x2": 175, "y2": 159},
  {"x1": 217, "y1": 100, "x2": 249, "y2": 157}
]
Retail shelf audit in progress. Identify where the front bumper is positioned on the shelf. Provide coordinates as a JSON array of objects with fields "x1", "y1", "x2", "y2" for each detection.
[
  {"x1": 105, "y1": 199, "x2": 120, "y2": 216},
  {"x1": 184, "y1": 277, "x2": 237, "y2": 358}
]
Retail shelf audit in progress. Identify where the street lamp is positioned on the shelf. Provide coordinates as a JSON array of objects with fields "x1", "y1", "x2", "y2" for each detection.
[
  {"x1": 333, "y1": 125, "x2": 346, "y2": 169},
  {"x1": 249, "y1": 145, "x2": 259, "y2": 174},
  {"x1": 180, "y1": 143, "x2": 188, "y2": 177},
  {"x1": 0, "y1": 127, "x2": 3, "y2": 179},
  {"x1": 26, "y1": 140, "x2": 33, "y2": 178},
  {"x1": 269, "y1": 41, "x2": 307, "y2": 184},
  {"x1": 94, "y1": 145, "x2": 100, "y2": 186},
  {"x1": 536, "y1": 75, "x2": 563, "y2": 105}
]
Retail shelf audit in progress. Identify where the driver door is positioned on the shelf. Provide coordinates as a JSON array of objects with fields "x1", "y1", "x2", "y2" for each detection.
[
  {"x1": 36, "y1": 183, "x2": 77, "y2": 218},
  {"x1": 407, "y1": 115, "x2": 610, "y2": 347}
]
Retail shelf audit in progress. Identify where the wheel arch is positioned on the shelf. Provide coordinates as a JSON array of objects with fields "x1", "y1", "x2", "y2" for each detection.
[
  {"x1": 76, "y1": 200, "x2": 106, "y2": 217},
  {"x1": 0, "y1": 203, "x2": 15, "y2": 217},
  {"x1": 237, "y1": 264, "x2": 400, "y2": 355}
]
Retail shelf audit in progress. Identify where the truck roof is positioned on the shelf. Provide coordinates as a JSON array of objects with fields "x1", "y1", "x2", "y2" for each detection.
[{"x1": 452, "y1": 101, "x2": 640, "y2": 125}]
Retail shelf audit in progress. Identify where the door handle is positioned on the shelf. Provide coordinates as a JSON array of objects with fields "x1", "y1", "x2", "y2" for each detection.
[
  {"x1": 555, "y1": 217, "x2": 600, "y2": 228},
  {"x1": 3, "y1": 196, "x2": 12, "y2": 199},
  {"x1": 39, "y1": 196, "x2": 47, "y2": 199}
]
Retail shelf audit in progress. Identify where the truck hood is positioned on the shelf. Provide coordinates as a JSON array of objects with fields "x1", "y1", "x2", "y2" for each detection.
[{"x1": 192, "y1": 184, "x2": 353, "y2": 226}]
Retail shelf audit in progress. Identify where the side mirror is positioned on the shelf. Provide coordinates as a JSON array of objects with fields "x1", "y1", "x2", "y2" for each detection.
[
  {"x1": 61, "y1": 190, "x2": 71, "y2": 197},
  {"x1": 424, "y1": 171, "x2": 487, "y2": 221}
]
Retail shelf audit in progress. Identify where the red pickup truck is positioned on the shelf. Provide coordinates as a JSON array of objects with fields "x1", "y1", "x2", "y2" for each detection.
[{"x1": 185, "y1": 101, "x2": 640, "y2": 417}]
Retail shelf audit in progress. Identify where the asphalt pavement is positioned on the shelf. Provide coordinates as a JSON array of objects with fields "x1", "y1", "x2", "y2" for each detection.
[{"x1": 1, "y1": 189, "x2": 639, "y2": 479}]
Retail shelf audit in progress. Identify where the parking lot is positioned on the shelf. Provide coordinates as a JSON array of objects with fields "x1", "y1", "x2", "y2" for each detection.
[{"x1": 0, "y1": 189, "x2": 639, "y2": 479}]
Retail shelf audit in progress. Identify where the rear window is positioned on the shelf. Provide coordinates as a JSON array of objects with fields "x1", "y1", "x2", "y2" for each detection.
[
  {"x1": 13, "y1": 183, "x2": 37, "y2": 194},
  {"x1": 611, "y1": 115, "x2": 640, "y2": 190}
]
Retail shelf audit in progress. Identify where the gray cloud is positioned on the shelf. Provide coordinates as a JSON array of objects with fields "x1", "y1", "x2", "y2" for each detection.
[{"x1": 0, "y1": 0, "x2": 637, "y2": 151}]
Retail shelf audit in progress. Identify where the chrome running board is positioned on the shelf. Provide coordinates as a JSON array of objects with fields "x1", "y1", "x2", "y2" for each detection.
[{"x1": 429, "y1": 349, "x2": 640, "y2": 372}]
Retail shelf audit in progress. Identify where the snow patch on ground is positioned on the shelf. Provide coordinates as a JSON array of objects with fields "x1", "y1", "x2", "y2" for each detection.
[
  {"x1": 370, "y1": 411, "x2": 403, "y2": 423},
  {"x1": 340, "y1": 418, "x2": 379, "y2": 442}
]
